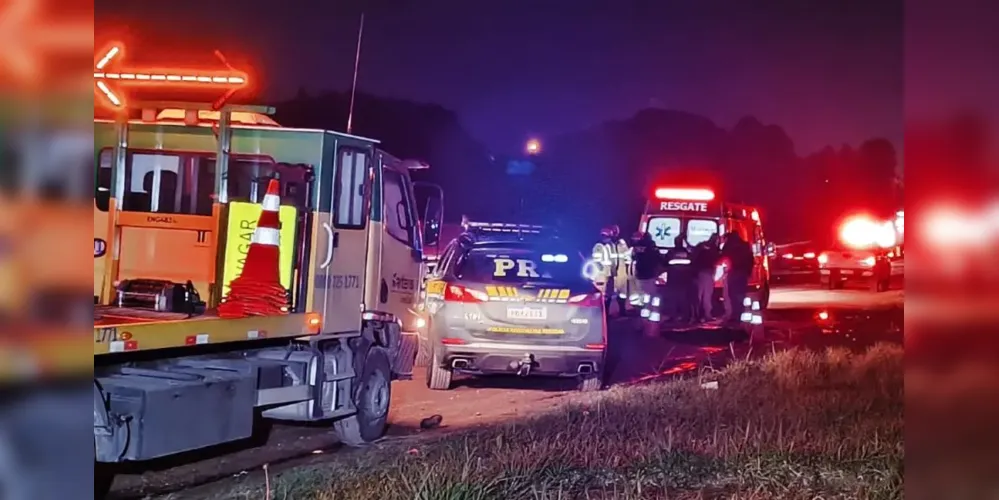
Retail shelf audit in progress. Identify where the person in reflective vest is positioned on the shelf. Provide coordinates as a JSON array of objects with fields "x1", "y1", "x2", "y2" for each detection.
[
  {"x1": 611, "y1": 225, "x2": 632, "y2": 314},
  {"x1": 627, "y1": 231, "x2": 647, "y2": 308},
  {"x1": 591, "y1": 227, "x2": 621, "y2": 314}
]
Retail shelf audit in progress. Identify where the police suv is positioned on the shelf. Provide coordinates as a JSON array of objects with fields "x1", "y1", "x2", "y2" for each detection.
[{"x1": 419, "y1": 222, "x2": 607, "y2": 391}]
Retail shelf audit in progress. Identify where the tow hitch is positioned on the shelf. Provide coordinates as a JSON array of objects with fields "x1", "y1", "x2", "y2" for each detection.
[{"x1": 516, "y1": 354, "x2": 535, "y2": 377}]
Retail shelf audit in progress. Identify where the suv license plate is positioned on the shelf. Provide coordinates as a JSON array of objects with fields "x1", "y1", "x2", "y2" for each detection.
[{"x1": 507, "y1": 307, "x2": 547, "y2": 320}]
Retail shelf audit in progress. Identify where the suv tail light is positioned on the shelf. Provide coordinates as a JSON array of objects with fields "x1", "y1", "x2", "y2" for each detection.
[
  {"x1": 568, "y1": 292, "x2": 602, "y2": 307},
  {"x1": 444, "y1": 284, "x2": 488, "y2": 303}
]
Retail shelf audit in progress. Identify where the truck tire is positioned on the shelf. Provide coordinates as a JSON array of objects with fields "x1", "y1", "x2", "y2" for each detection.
[
  {"x1": 426, "y1": 350, "x2": 453, "y2": 391},
  {"x1": 414, "y1": 330, "x2": 431, "y2": 368},
  {"x1": 334, "y1": 347, "x2": 391, "y2": 447}
]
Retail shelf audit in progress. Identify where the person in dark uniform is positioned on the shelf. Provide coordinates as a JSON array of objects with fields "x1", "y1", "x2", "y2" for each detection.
[
  {"x1": 631, "y1": 231, "x2": 664, "y2": 335},
  {"x1": 663, "y1": 232, "x2": 692, "y2": 322},
  {"x1": 721, "y1": 231, "x2": 754, "y2": 324},
  {"x1": 691, "y1": 233, "x2": 721, "y2": 322}
]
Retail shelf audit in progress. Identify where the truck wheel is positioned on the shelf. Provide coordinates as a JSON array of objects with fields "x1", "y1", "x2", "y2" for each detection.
[
  {"x1": 578, "y1": 372, "x2": 603, "y2": 392},
  {"x1": 414, "y1": 330, "x2": 431, "y2": 368},
  {"x1": 334, "y1": 347, "x2": 391, "y2": 447},
  {"x1": 426, "y1": 350, "x2": 453, "y2": 391},
  {"x1": 95, "y1": 461, "x2": 114, "y2": 499}
]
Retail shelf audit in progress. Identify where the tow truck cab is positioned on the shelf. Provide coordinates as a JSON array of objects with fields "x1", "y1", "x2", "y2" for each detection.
[
  {"x1": 93, "y1": 102, "x2": 443, "y2": 496},
  {"x1": 638, "y1": 187, "x2": 771, "y2": 308}
]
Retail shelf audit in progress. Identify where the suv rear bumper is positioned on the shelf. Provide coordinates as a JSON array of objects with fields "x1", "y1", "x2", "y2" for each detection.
[
  {"x1": 820, "y1": 267, "x2": 884, "y2": 283},
  {"x1": 440, "y1": 343, "x2": 605, "y2": 377}
]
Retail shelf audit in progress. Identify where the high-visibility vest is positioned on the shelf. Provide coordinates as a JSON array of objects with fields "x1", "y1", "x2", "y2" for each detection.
[{"x1": 592, "y1": 241, "x2": 615, "y2": 266}]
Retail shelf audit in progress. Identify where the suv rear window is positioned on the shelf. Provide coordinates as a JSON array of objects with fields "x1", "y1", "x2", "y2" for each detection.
[{"x1": 457, "y1": 247, "x2": 587, "y2": 286}]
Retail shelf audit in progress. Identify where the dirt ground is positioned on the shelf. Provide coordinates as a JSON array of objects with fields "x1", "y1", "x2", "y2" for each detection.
[{"x1": 108, "y1": 285, "x2": 903, "y2": 500}]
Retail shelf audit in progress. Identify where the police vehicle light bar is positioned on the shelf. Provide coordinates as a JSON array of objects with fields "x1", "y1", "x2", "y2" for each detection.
[
  {"x1": 541, "y1": 253, "x2": 568, "y2": 263},
  {"x1": 654, "y1": 187, "x2": 715, "y2": 201},
  {"x1": 463, "y1": 222, "x2": 546, "y2": 234}
]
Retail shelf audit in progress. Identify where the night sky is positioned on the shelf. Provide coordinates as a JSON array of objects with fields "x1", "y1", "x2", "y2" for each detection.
[{"x1": 96, "y1": 0, "x2": 903, "y2": 156}]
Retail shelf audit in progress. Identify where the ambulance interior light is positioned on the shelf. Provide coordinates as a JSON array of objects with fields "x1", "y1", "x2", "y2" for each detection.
[{"x1": 654, "y1": 187, "x2": 715, "y2": 201}]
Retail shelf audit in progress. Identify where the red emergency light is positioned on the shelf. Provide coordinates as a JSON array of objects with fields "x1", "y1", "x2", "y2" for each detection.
[
  {"x1": 94, "y1": 42, "x2": 249, "y2": 110},
  {"x1": 654, "y1": 187, "x2": 715, "y2": 201}
]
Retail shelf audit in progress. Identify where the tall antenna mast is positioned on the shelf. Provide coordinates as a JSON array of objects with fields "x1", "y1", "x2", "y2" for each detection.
[{"x1": 346, "y1": 12, "x2": 365, "y2": 134}]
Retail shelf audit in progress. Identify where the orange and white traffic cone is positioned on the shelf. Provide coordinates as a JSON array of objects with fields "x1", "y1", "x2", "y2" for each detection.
[{"x1": 218, "y1": 177, "x2": 290, "y2": 319}]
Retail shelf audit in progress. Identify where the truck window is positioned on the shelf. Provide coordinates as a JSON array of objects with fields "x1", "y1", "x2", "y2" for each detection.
[
  {"x1": 456, "y1": 248, "x2": 588, "y2": 286},
  {"x1": 383, "y1": 169, "x2": 414, "y2": 246},
  {"x1": 95, "y1": 152, "x2": 111, "y2": 211},
  {"x1": 202, "y1": 158, "x2": 309, "y2": 210},
  {"x1": 647, "y1": 216, "x2": 681, "y2": 248},
  {"x1": 122, "y1": 152, "x2": 183, "y2": 213},
  {"x1": 334, "y1": 148, "x2": 368, "y2": 228},
  {"x1": 97, "y1": 149, "x2": 295, "y2": 215}
]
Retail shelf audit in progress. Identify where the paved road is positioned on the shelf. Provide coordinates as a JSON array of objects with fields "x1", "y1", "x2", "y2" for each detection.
[{"x1": 112, "y1": 284, "x2": 903, "y2": 499}]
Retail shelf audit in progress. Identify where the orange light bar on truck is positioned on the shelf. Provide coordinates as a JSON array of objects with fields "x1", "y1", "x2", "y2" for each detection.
[
  {"x1": 94, "y1": 43, "x2": 249, "y2": 109},
  {"x1": 654, "y1": 187, "x2": 715, "y2": 201}
]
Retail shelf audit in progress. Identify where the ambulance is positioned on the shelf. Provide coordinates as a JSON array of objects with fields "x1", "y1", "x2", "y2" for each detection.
[{"x1": 638, "y1": 186, "x2": 771, "y2": 310}]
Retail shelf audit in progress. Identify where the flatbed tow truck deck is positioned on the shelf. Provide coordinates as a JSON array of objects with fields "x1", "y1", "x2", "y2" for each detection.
[{"x1": 94, "y1": 306, "x2": 318, "y2": 355}]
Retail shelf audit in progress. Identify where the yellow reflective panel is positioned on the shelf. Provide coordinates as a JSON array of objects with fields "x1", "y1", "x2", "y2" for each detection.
[{"x1": 222, "y1": 202, "x2": 298, "y2": 297}]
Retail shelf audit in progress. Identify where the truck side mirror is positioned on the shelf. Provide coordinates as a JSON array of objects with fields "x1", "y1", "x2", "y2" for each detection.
[{"x1": 412, "y1": 181, "x2": 444, "y2": 255}]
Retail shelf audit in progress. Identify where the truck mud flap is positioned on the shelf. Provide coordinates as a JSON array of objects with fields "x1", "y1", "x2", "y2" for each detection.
[{"x1": 393, "y1": 332, "x2": 419, "y2": 380}]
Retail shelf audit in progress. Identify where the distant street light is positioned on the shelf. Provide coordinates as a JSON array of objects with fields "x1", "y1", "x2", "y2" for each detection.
[{"x1": 525, "y1": 138, "x2": 541, "y2": 155}]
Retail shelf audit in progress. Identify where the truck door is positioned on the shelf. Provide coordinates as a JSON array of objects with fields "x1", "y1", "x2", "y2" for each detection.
[
  {"x1": 377, "y1": 167, "x2": 423, "y2": 331},
  {"x1": 313, "y1": 146, "x2": 371, "y2": 334}
]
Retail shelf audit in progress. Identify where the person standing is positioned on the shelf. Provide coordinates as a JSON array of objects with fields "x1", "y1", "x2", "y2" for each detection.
[
  {"x1": 663, "y1": 233, "x2": 692, "y2": 322},
  {"x1": 691, "y1": 233, "x2": 721, "y2": 323},
  {"x1": 591, "y1": 227, "x2": 619, "y2": 314},
  {"x1": 721, "y1": 231, "x2": 754, "y2": 324},
  {"x1": 611, "y1": 225, "x2": 631, "y2": 315},
  {"x1": 631, "y1": 231, "x2": 664, "y2": 336}
]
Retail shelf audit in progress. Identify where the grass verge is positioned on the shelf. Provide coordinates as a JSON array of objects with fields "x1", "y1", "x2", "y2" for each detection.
[{"x1": 226, "y1": 344, "x2": 903, "y2": 500}]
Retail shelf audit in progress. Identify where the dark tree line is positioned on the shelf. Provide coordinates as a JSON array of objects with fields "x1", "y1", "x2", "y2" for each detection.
[{"x1": 272, "y1": 90, "x2": 900, "y2": 245}]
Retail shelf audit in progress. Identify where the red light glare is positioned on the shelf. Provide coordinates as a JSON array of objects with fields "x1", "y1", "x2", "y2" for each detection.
[
  {"x1": 654, "y1": 187, "x2": 715, "y2": 201},
  {"x1": 93, "y1": 42, "x2": 250, "y2": 110},
  {"x1": 839, "y1": 215, "x2": 896, "y2": 249}
]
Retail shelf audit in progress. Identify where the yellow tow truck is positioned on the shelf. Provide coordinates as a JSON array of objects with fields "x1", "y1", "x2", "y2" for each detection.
[{"x1": 93, "y1": 100, "x2": 443, "y2": 497}]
